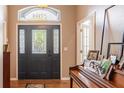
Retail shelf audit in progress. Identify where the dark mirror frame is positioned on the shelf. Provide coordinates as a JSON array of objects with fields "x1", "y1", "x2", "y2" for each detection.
[
  {"x1": 100, "y1": 5, "x2": 115, "y2": 55},
  {"x1": 107, "y1": 43, "x2": 124, "y2": 60}
]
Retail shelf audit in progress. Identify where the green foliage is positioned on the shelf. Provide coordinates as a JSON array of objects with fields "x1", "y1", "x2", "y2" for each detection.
[{"x1": 100, "y1": 59, "x2": 111, "y2": 74}]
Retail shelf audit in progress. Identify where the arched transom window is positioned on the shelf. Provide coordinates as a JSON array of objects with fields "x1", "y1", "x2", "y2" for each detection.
[{"x1": 18, "y1": 6, "x2": 61, "y2": 21}]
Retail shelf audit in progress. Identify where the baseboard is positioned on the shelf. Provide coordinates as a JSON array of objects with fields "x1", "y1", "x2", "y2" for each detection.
[
  {"x1": 11, "y1": 77, "x2": 69, "y2": 80},
  {"x1": 61, "y1": 77, "x2": 70, "y2": 80},
  {"x1": 10, "y1": 78, "x2": 18, "y2": 81}
]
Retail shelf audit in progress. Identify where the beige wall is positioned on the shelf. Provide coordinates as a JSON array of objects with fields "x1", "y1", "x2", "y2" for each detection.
[
  {"x1": 8, "y1": 5, "x2": 76, "y2": 78},
  {"x1": 76, "y1": 5, "x2": 124, "y2": 57}
]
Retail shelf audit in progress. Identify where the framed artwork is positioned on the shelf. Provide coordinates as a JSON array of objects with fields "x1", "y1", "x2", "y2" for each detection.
[{"x1": 87, "y1": 50, "x2": 99, "y2": 60}]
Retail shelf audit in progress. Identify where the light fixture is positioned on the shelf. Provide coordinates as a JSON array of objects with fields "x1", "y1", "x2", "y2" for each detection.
[{"x1": 37, "y1": 5, "x2": 48, "y2": 8}]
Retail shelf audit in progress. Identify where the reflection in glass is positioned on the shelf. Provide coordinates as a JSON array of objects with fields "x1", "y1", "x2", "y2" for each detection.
[
  {"x1": 53, "y1": 29, "x2": 59, "y2": 54},
  {"x1": 81, "y1": 25, "x2": 90, "y2": 60}
]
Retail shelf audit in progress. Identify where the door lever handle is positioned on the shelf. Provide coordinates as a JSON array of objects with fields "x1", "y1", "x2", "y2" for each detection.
[
  {"x1": 48, "y1": 50, "x2": 52, "y2": 56},
  {"x1": 48, "y1": 50, "x2": 50, "y2": 54}
]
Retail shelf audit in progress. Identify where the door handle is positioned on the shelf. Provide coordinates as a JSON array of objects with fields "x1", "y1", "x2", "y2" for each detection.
[{"x1": 48, "y1": 50, "x2": 52, "y2": 56}]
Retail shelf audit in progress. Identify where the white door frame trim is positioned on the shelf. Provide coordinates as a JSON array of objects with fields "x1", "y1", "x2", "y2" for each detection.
[
  {"x1": 76, "y1": 11, "x2": 96, "y2": 65},
  {"x1": 15, "y1": 22, "x2": 62, "y2": 80}
]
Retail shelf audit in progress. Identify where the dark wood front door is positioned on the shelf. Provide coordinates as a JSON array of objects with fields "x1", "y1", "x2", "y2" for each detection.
[{"x1": 18, "y1": 25, "x2": 60, "y2": 79}]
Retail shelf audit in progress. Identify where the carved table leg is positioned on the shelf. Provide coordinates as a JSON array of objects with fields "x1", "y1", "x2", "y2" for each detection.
[{"x1": 70, "y1": 77, "x2": 73, "y2": 88}]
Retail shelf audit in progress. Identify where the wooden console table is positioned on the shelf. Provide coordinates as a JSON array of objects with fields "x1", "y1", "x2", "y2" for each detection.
[
  {"x1": 69, "y1": 65, "x2": 124, "y2": 88},
  {"x1": 3, "y1": 52, "x2": 10, "y2": 88}
]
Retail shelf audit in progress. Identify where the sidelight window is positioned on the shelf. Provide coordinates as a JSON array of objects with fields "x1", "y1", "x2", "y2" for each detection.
[
  {"x1": 19, "y1": 29, "x2": 25, "y2": 54},
  {"x1": 53, "y1": 29, "x2": 59, "y2": 54}
]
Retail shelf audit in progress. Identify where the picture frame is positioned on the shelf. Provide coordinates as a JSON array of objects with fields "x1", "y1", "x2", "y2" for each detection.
[
  {"x1": 109, "y1": 55, "x2": 117, "y2": 64},
  {"x1": 87, "y1": 50, "x2": 99, "y2": 60},
  {"x1": 119, "y1": 56, "x2": 124, "y2": 70}
]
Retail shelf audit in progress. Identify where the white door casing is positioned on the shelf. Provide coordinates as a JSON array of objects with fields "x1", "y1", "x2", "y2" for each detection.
[{"x1": 76, "y1": 11, "x2": 96, "y2": 65}]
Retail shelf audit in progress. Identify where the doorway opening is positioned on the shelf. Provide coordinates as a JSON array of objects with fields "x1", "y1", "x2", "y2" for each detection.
[{"x1": 76, "y1": 12, "x2": 96, "y2": 65}]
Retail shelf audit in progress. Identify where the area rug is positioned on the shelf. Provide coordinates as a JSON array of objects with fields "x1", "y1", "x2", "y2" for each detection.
[{"x1": 25, "y1": 83, "x2": 45, "y2": 88}]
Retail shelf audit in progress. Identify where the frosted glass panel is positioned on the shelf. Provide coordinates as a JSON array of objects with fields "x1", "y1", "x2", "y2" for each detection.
[
  {"x1": 80, "y1": 25, "x2": 90, "y2": 62},
  {"x1": 19, "y1": 29, "x2": 25, "y2": 54},
  {"x1": 18, "y1": 6, "x2": 61, "y2": 21},
  {"x1": 32, "y1": 30, "x2": 47, "y2": 54},
  {"x1": 80, "y1": 31, "x2": 83, "y2": 50},
  {"x1": 53, "y1": 29, "x2": 59, "y2": 54}
]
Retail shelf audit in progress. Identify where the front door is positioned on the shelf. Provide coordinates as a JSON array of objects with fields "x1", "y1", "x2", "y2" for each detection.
[{"x1": 18, "y1": 25, "x2": 60, "y2": 79}]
